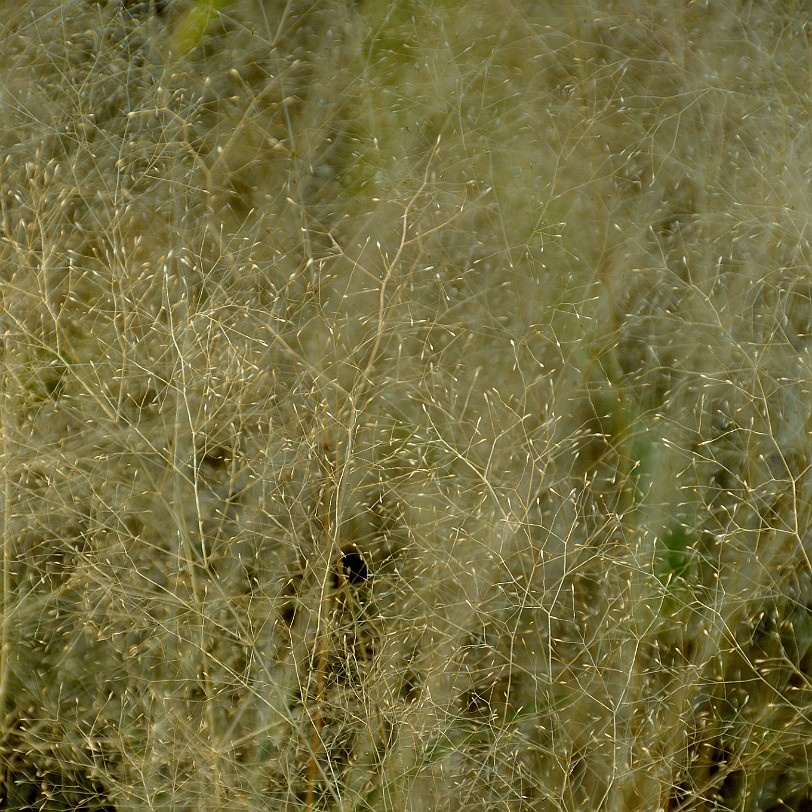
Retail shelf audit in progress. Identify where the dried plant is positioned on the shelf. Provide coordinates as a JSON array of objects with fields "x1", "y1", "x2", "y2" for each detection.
[{"x1": 1, "y1": 1, "x2": 812, "y2": 811}]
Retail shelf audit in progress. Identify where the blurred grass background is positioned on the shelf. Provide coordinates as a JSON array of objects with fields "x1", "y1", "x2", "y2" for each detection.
[{"x1": 1, "y1": 0, "x2": 812, "y2": 810}]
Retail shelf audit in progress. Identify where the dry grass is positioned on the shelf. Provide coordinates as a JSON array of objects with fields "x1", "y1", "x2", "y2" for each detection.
[{"x1": 1, "y1": 1, "x2": 812, "y2": 810}]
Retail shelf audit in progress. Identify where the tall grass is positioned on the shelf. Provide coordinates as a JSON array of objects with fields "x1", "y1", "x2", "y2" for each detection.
[{"x1": 1, "y1": 1, "x2": 812, "y2": 810}]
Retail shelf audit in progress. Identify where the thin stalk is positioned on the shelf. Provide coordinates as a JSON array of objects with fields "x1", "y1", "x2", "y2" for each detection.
[
  {"x1": 0, "y1": 376, "x2": 11, "y2": 804},
  {"x1": 305, "y1": 440, "x2": 340, "y2": 812}
]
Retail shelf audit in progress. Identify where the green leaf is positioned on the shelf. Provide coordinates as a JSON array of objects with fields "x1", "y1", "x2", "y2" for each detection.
[{"x1": 169, "y1": 0, "x2": 232, "y2": 58}]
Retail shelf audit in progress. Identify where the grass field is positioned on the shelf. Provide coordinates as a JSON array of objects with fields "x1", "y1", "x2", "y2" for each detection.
[{"x1": 2, "y1": 1, "x2": 812, "y2": 810}]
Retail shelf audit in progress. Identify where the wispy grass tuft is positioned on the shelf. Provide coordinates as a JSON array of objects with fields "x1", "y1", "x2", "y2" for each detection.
[{"x1": 1, "y1": 1, "x2": 812, "y2": 810}]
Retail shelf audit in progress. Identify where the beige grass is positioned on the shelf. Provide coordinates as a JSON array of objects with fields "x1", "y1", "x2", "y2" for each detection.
[{"x1": 1, "y1": 1, "x2": 812, "y2": 810}]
